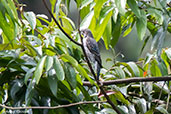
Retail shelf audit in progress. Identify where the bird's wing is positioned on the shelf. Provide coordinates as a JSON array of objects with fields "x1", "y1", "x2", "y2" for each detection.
[{"x1": 86, "y1": 38, "x2": 102, "y2": 68}]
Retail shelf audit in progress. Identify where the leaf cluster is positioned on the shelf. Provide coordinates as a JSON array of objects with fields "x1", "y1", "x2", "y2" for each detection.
[{"x1": 0, "y1": 0, "x2": 171, "y2": 113}]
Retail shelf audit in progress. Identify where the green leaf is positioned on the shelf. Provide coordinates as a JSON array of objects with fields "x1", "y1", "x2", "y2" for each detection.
[
  {"x1": 114, "y1": 0, "x2": 126, "y2": 15},
  {"x1": 114, "y1": 91, "x2": 130, "y2": 105},
  {"x1": 127, "y1": 0, "x2": 141, "y2": 18},
  {"x1": 95, "y1": 6, "x2": 113, "y2": 41},
  {"x1": 0, "y1": 44, "x2": 21, "y2": 51},
  {"x1": 114, "y1": 67, "x2": 126, "y2": 79},
  {"x1": 101, "y1": 108, "x2": 117, "y2": 114},
  {"x1": 103, "y1": 20, "x2": 111, "y2": 50},
  {"x1": 127, "y1": 62, "x2": 140, "y2": 77},
  {"x1": 128, "y1": 105, "x2": 136, "y2": 114},
  {"x1": 165, "y1": 48, "x2": 171, "y2": 60},
  {"x1": 60, "y1": 54, "x2": 78, "y2": 67},
  {"x1": 53, "y1": 56, "x2": 65, "y2": 81},
  {"x1": 25, "y1": 79, "x2": 36, "y2": 105},
  {"x1": 59, "y1": 16, "x2": 76, "y2": 30},
  {"x1": 1, "y1": 0, "x2": 18, "y2": 22},
  {"x1": 111, "y1": 14, "x2": 121, "y2": 47},
  {"x1": 140, "y1": 36, "x2": 150, "y2": 55},
  {"x1": 136, "y1": 10, "x2": 147, "y2": 40},
  {"x1": 158, "y1": 60, "x2": 168, "y2": 76},
  {"x1": 94, "y1": 0, "x2": 108, "y2": 19},
  {"x1": 77, "y1": 83, "x2": 92, "y2": 100},
  {"x1": 80, "y1": 10, "x2": 94, "y2": 30},
  {"x1": 147, "y1": 8, "x2": 163, "y2": 24},
  {"x1": 76, "y1": 64, "x2": 94, "y2": 84},
  {"x1": 80, "y1": 0, "x2": 93, "y2": 9},
  {"x1": 45, "y1": 56, "x2": 54, "y2": 71},
  {"x1": 80, "y1": 4, "x2": 90, "y2": 20},
  {"x1": 24, "y1": 12, "x2": 36, "y2": 29},
  {"x1": 150, "y1": 59, "x2": 162, "y2": 76},
  {"x1": 61, "y1": 54, "x2": 89, "y2": 82},
  {"x1": 64, "y1": 63, "x2": 77, "y2": 89},
  {"x1": 10, "y1": 79, "x2": 24, "y2": 100},
  {"x1": 24, "y1": 67, "x2": 36, "y2": 85},
  {"x1": 145, "y1": 110, "x2": 154, "y2": 114},
  {"x1": 48, "y1": 73, "x2": 58, "y2": 97},
  {"x1": 136, "y1": 98, "x2": 147, "y2": 113},
  {"x1": 50, "y1": 0, "x2": 56, "y2": 12},
  {"x1": 34, "y1": 56, "x2": 47, "y2": 84},
  {"x1": 155, "y1": 106, "x2": 168, "y2": 114},
  {"x1": 0, "y1": 12, "x2": 15, "y2": 45}
]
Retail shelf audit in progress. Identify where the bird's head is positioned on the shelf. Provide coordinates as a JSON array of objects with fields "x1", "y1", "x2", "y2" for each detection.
[{"x1": 80, "y1": 29, "x2": 94, "y2": 38}]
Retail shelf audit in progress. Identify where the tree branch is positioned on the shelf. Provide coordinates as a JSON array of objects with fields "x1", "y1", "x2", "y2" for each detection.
[
  {"x1": 77, "y1": 10, "x2": 121, "y2": 114},
  {"x1": 42, "y1": 0, "x2": 82, "y2": 46},
  {"x1": 0, "y1": 101, "x2": 106, "y2": 110},
  {"x1": 83, "y1": 76, "x2": 171, "y2": 86},
  {"x1": 42, "y1": 1, "x2": 120, "y2": 113}
]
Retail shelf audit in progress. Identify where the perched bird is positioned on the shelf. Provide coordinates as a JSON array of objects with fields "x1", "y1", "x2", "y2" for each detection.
[{"x1": 81, "y1": 29, "x2": 102, "y2": 80}]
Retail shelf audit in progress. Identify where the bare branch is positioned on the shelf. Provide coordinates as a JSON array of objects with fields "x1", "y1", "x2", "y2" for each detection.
[
  {"x1": 0, "y1": 101, "x2": 106, "y2": 110},
  {"x1": 83, "y1": 76, "x2": 171, "y2": 86},
  {"x1": 42, "y1": 0, "x2": 82, "y2": 46}
]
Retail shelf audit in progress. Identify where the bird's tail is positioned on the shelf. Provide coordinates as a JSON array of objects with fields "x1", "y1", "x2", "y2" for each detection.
[{"x1": 96, "y1": 63, "x2": 101, "y2": 80}]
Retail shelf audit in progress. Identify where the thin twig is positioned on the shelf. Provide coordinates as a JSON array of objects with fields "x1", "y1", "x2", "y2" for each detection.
[
  {"x1": 166, "y1": 81, "x2": 170, "y2": 110},
  {"x1": 0, "y1": 101, "x2": 106, "y2": 110},
  {"x1": 34, "y1": 28, "x2": 47, "y2": 40},
  {"x1": 156, "y1": 81, "x2": 166, "y2": 107},
  {"x1": 83, "y1": 76, "x2": 171, "y2": 86},
  {"x1": 42, "y1": 0, "x2": 82, "y2": 46}
]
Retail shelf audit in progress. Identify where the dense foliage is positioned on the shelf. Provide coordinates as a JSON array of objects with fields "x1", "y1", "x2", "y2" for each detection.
[{"x1": 0, "y1": 0, "x2": 171, "y2": 113}]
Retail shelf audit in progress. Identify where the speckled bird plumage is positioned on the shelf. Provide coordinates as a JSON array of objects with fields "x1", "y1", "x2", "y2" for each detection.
[{"x1": 81, "y1": 29, "x2": 102, "y2": 80}]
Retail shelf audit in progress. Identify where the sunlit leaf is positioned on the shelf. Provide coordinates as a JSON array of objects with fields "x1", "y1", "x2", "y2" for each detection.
[
  {"x1": 114, "y1": 0, "x2": 126, "y2": 15},
  {"x1": 114, "y1": 67, "x2": 125, "y2": 79},
  {"x1": 80, "y1": 0, "x2": 93, "y2": 9},
  {"x1": 127, "y1": 62, "x2": 140, "y2": 77},
  {"x1": 103, "y1": 20, "x2": 111, "y2": 50},
  {"x1": 114, "y1": 91, "x2": 130, "y2": 105},
  {"x1": 53, "y1": 56, "x2": 65, "y2": 81},
  {"x1": 136, "y1": 98, "x2": 147, "y2": 113},
  {"x1": 45, "y1": 56, "x2": 53, "y2": 71},
  {"x1": 24, "y1": 12, "x2": 36, "y2": 29},
  {"x1": 150, "y1": 59, "x2": 162, "y2": 76},
  {"x1": 101, "y1": 108, "x2": 117, "y2": 114},
  {"x1": 50, "y1": 0, "x2": 56, "y2": 12},
  {"x1": 165, "y1": 48, "x2": 171, "y2": 60},
  {"x1": 95, "y1": 6, "x2": 113, "y2": 41},
  {"x1": 94, "y1": 0, "x2": 108, "y2": 19},
  {"x1": 80, "y1": 10, "x2": 94, "y2": 30},
  {"x1": 0, "y1": 12, "x2": 15, "y2": 45},
  {"x1": 60, "y1": 54, "x2": 78, "y2": 67},
  {"x1": 155, "y1": 106, "x2": 168, "y2": 114},
  {"x1": 34, "y1": 56, "x2": 47, "y2": 84}
]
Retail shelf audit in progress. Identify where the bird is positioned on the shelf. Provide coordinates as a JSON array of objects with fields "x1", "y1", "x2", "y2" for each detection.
[{"x1": 81, "y1": 29, "x2": 102, "y2": 80}]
